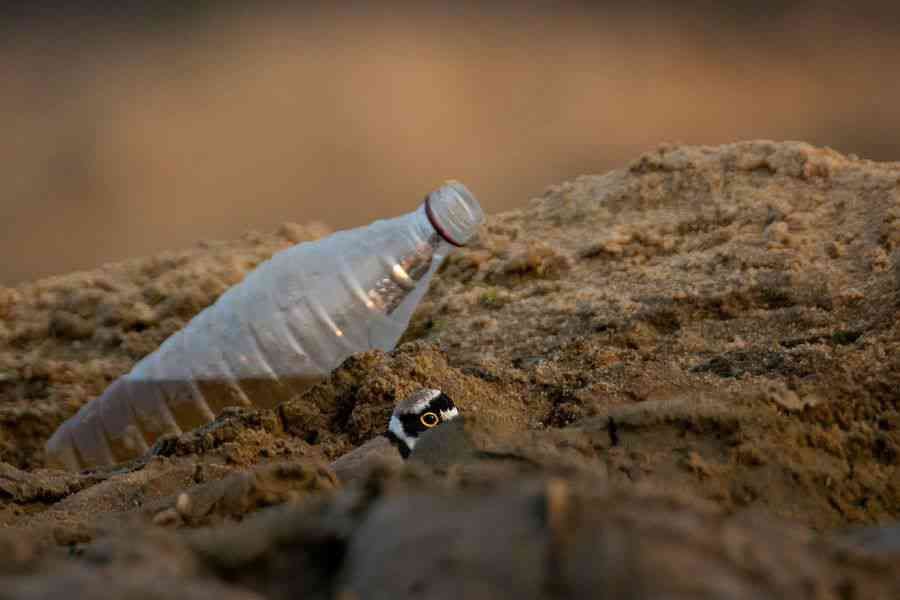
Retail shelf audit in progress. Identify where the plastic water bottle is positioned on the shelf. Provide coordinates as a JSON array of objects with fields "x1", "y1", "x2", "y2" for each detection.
[{"x1": 45, "y1": 181, "x2": 483, "y2": 470}]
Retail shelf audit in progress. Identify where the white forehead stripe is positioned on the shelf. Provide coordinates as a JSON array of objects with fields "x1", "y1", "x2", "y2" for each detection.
[{"x1": 440, "y1": 407, "x2": 459, "y2": 421}]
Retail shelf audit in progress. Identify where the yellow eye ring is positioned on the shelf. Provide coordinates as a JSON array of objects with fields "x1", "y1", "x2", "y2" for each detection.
[{"x1": 420, "y1": 412, "x2": 439, "y2": 428}]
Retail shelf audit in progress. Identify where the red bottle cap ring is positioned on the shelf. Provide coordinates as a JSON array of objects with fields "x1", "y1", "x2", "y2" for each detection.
[{"x1": 425, "y1": 194, "x2": 465, "y2": 247}]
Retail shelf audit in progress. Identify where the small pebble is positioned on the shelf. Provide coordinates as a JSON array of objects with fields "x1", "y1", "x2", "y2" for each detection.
[{"x1": 175, "y1": 492, "x2": 192, "y2": 518}]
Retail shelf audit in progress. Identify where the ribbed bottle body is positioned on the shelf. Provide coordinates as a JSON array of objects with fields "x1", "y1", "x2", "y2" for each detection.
[{"x1": 46, "y1": 183, "x2": 481, "y2": 470}]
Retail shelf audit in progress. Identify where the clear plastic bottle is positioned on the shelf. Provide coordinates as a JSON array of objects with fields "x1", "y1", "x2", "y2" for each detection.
[{"x1": 46, "y1": 181, "x2": 483, "y2": 470}]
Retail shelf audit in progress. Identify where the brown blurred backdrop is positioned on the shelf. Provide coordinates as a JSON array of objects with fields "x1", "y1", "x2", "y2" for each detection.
[{"x1": 3, "y1": 2, "x2": 900, "y2": 283}]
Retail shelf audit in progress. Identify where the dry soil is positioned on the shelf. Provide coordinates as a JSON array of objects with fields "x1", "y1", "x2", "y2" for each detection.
[{"x1": 1, "y1": 141, "x2": 898, "y2": 598}]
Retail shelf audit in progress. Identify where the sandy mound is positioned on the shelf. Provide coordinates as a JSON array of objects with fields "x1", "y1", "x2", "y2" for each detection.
[{"x1": 1, "y1": 141, "x2": 898, "y2": 596}]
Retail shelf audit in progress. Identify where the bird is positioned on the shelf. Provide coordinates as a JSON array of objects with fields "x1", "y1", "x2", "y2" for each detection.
[
  {"x1": 329, "y1": 388, "x2": 459, "y2": 482},
  {"x1": 408, "y1": 412, "x2": 599, "y2": 478}
]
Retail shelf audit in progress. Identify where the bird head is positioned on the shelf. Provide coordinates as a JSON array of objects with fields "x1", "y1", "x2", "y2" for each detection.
[{"x1": 386, "y1": 389, "x2": 459, "y2": 458}]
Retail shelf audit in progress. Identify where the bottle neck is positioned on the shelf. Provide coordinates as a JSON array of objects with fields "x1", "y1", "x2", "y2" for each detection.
[
  {"x1": 410, "y1": 204, "x2": 442, "y2": 250},
  {"x1": 360, "y1": 206, "x2": 451, "y2": 319},
  {"x1": 405, "y1": 204, "x2": 457, "y2": 265}
]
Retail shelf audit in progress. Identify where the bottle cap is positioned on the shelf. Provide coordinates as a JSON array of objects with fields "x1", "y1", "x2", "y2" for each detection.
[{"x1": 424, "y1": 181, "x2": 484, "y2": 246}]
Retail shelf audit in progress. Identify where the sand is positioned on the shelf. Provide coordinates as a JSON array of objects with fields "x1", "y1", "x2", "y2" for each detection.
[{"x1": 0, "y1": 141, "x2": 898, "y2": 598}]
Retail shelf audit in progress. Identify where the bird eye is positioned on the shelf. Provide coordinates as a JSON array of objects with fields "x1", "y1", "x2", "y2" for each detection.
[{"x1": 420, "y1": 412, "x2": 439, "y2": 428}]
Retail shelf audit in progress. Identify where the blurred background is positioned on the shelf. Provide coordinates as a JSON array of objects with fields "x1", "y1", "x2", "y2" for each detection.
[{"x1": 3, "y1": 1, "x2": 900, "y2": 283}]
